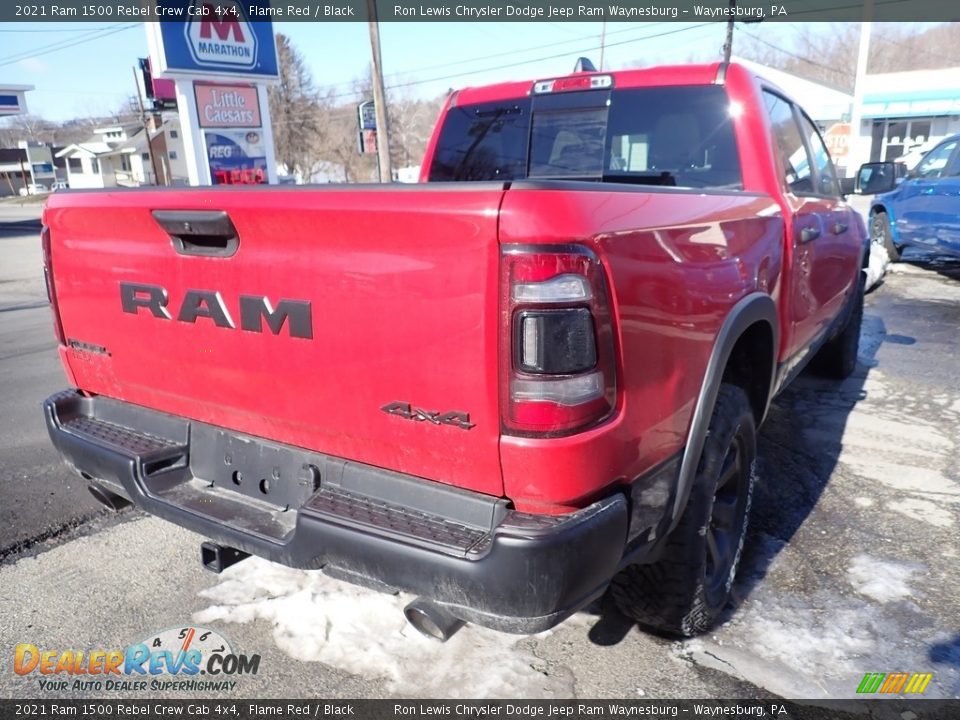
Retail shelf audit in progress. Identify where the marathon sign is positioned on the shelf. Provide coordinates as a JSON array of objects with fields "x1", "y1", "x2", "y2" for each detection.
[
  {"x1": 150, "y1": 0, "x2": 279, "y2": 80},
  {"x1": 184, "y1": 0, "x2": 258, "y2": 71}
]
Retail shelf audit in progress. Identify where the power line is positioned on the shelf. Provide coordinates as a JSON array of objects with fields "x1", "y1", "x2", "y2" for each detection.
[
  {"x1": 0, "y1": 24, "x2": 136, "y2": 69},
  {"x1": 310, "y1": 23, "x2": 662, "y2": 96},
  {"x1": 325, "y1": 22, "x2": 716, "y2": 103}
]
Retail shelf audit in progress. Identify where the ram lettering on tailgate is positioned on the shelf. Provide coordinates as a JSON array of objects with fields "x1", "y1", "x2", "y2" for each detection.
[{"x1": 119, "y1": 282, "x2": 313, "y2": 339}]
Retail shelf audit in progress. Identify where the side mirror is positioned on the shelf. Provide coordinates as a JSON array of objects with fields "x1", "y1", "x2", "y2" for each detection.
[
  {"x1": 855, "y1": 162, "x2": 898, "y2": 195},
  {"x1": 838, "y1": 177, "x2": 856, "y2": 196}
]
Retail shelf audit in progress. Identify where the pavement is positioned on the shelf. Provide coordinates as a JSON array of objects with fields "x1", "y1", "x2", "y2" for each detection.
[
  {"x1": 1, "y1": 203, "x2": 958, "y2": 702},
  {"x1": 0, "y1": 206, "x2": 109, "y2": 560}
]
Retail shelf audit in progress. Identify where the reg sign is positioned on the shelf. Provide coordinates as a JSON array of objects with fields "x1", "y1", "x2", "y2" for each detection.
[
  {"x1": 150, "y1": 0, "x2": 279, "y2": 80},
  {"x1": 206, "y1": 130, "x2": 268, "y2": 185}
]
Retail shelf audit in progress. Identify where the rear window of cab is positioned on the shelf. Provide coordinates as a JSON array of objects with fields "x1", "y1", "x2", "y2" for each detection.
[{"x1": 428, "y1": 85, "x2": 742, "y2": 190}]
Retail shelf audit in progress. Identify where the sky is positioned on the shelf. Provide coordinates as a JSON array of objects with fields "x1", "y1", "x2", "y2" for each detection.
[{"x1": 0, "y1": 19, "x2": 810, "y2": 121}]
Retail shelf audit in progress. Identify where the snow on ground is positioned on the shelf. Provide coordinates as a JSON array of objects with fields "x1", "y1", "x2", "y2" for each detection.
[
  {"x1": 675, "y1": 536, "x2": 942, "y2": 698},
  {"x1": 846, "y1": 555, "x2": 921, "y2": 603},
  {"x1": 863, "y1": 240, "x2": 890, "y2": 292},
  {"x1": 194, "y1": 557, "x2": 581, "y2": 698}
]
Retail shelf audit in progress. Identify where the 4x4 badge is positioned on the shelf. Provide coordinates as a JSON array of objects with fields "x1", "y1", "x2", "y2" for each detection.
[{"x1": 381, "y1": 402, "x2": 475, "y2": 430}]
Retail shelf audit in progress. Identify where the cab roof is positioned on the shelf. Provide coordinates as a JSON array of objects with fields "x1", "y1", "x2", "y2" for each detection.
[{"x1": 454, "y1": 62, "x2": 727, "y2": 106}]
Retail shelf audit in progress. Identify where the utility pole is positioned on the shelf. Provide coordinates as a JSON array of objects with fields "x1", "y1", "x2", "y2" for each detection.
[
  {"x1": 599, "y1": 22, "x2": 607, "y2": 71},
  {"x1": 132, "y1": 66, "x2": 162, "y2": 186},
  {"x1": 722, "y1": 0, "x2": 736, "y2": 63},
  {"x1": 367, "y1": 0, "x2": 392, "y2": 183}
]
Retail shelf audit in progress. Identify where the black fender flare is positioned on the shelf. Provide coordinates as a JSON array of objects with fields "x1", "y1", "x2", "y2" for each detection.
[{"x1": 671, "y1": 292, "x2": 778, "y2": 527}]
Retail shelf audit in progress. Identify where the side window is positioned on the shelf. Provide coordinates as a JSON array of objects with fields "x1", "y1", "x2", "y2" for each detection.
[
  {"x1": 915, "y1": 140, "x2": 958, "y2": 179},
  {"x1": 763, "y1": 91, "x2": 813, "y2": 194},
  {"x1": 797, "y1": 113, "x2": 840, "y2": 196}
]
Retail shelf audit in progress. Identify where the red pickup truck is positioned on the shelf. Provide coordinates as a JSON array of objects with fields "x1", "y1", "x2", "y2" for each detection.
[{"x1": 42, "y1": 62, "x2": 866, "y2": 641}]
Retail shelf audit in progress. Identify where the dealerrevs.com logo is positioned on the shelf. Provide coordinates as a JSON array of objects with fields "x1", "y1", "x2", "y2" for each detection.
[{"x1": 15, "y1": 626, "x2": 260, "y2": 693}]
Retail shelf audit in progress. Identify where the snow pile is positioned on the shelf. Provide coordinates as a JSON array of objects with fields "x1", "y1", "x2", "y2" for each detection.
[
  {"x1": 193, "y1": 557, "x2": 575, "y2": 697},
  {"x1": 846, "y1": 554, "x2": 920, "y2": 603},
  {"x1": 863, "y1": 240, "x2": 890, "y2": 292}
]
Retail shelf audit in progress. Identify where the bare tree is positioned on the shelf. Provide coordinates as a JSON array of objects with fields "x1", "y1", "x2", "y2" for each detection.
[
  {"x1": 313, "y1": 83, "x2": 378, "y2": 183},
  {"x1": 0, "y1": 115, "x2": 59, "y2": 146},
  {"x1": 268, "y1": 33, "x2": 326, "y2": 178},
  {"x1": 737, "y1": 22, "x2": 960, "y2": 93},
  {"x1": 388, "y1": 90, "x2": 444, "y2": 171}
]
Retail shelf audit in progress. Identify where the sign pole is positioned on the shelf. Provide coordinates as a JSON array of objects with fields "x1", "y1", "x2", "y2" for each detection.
[
  {"x1": 132, "y1": 65, "x2": 163, "y2": 186},
  {"x1": 175, "y1": 78, "x2": 209, "y2": 186}
]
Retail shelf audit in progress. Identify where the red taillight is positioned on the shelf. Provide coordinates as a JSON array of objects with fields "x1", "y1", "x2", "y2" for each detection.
[
  {"x1": 41, "y1": 226, "x2": 66, "y2": 345},
  {"x1": 533, "y1": 75, "x2": 613, "y2": 94},
  {"x1": 500, "y1": 246, "x2": 617, "y2": 437}
]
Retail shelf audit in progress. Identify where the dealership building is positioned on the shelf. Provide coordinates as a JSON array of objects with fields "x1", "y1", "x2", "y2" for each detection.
[{"x1": 852, "y1": 66, "x2": 960, "y2": 169}]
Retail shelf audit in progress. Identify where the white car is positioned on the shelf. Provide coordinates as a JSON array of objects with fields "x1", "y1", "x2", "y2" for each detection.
[
  {"x1": 896, "y1": 140, "x2": 937, "y2": 171},
  {"x1": 49, "y1": 181, "x2": 69, "y2": 191},
  {"x1": 18, "y1": 183, "x2": 48, "y2": 197}
]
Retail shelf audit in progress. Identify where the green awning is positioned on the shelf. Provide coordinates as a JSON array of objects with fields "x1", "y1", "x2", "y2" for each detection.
[{"x1": 862, "y1": 88, "x2": 960, "y2": 118}]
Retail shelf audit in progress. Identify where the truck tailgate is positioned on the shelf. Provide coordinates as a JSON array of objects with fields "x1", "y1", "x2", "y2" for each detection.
[{"x1": 44, "y1": 186, "x2": 506, "y2": 497}]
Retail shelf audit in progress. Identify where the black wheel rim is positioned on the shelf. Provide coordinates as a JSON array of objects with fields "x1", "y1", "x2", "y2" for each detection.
[{"x1": 704, "y1": 433, "x2": 750, "y2": 602}]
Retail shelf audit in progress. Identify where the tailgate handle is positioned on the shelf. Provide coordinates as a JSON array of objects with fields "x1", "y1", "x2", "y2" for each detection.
[{"x1": 152, "y1": 210, "x2": 239, "y2": 257}]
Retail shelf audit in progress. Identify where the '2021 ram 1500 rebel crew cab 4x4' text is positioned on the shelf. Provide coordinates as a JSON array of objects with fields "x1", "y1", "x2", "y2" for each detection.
[{"x1": 42, "y1": 62, "x2": 867, "y2": 640}]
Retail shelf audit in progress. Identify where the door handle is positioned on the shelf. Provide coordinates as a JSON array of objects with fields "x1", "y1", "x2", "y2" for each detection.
[
  {"x1": 921, "y1": 187, "x2": 935, "y2": 195},
  {"x1": 152, "y1": 210, "x2": 239, "y2": 257},
  {"x1": 800, "y1": 227, "x2": 821, "y2": 243},
  {"x1": 831, "y1": 222, "x2": 848, "y2": 235}
]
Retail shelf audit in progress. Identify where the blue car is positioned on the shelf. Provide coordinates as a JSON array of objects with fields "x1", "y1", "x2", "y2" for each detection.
[{"x1": 860, "y1": 133, "x2": 960, "y2": 261}]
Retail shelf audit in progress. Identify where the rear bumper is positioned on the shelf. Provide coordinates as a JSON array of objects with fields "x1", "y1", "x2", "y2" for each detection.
[{"x1": 44, "y1": 390, "x2": 629, "y2": 634}]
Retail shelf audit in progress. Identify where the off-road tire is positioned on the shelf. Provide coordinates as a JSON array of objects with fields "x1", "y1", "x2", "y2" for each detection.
[
  {"x1": 813, "y1": 273, "x2": 864, "y2": 380},
  {"x1": 611, "y1": 384, "x2": 756, "y2": 637},
  {"x1": 871, "y1": 210, "x2": 901, "y2": 262}
]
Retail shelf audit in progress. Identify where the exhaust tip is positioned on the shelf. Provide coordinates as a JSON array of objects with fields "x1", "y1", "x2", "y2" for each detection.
[
  {"x1": 403, "y1": 599, "x2": 465, "y2": 642},
  {"x1": 87, "y1": 484, "x2": 132, "y2": 512}
]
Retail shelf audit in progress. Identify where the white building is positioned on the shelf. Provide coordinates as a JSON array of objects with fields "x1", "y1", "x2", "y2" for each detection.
[
  {"x1": 56, "y1": 118, "x2": 187, "y2": 189},
  {"x1": 848, "y1": 66, "x2": 960, "y2": 173}
]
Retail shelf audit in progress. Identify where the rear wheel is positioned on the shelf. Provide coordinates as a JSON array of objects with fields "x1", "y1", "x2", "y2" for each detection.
[
  {"x1": 611, "y1": 384, "x2": 756, "y2": 636},
  {"x1": 871, "y1": 210, "x2": 901, "y2": 262}
]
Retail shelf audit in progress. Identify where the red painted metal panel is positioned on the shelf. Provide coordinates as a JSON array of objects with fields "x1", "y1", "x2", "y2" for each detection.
[{"x1": 45, "y1": 187, "x2": 506, "y2": 497}]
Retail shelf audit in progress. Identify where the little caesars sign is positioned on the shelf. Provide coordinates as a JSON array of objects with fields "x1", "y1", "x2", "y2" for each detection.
[{"x1": 195, "y1": 84, "x2": 260, "y2": 127}]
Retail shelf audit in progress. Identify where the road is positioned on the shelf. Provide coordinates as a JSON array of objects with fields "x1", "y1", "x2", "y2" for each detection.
[
  {"x1": 1, "y1": 203, "x2": 958, "y2": 702},
  {"x1": 0, "y1": 204, "x2": 108, "y2": 560}
]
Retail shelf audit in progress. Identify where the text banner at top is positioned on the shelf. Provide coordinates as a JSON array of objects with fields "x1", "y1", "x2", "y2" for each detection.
[{"x1": 4, "y1": 0, "x2": 960, "y2": 23}]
